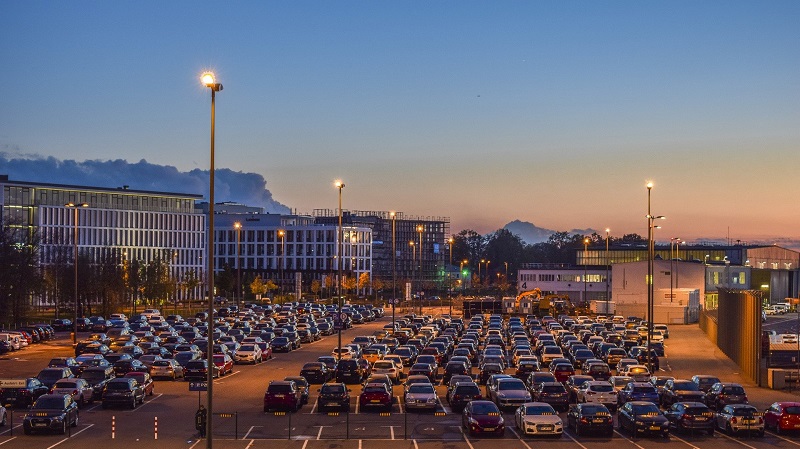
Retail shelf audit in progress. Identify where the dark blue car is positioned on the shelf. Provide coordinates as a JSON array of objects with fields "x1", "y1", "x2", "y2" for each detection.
[{"x1": 619, "y1": 381, "x2": 660, "y2": 405}]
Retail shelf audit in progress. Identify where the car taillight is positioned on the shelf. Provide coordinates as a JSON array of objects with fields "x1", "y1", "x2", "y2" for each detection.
[
  {"x1": 731, "y1": 417, "x2": 738, "y2": 424},
  {"x1": 758, "y1": 417, "x2": 763, "y2": 424},
  {"x1": 73, "y1": 390, "x2": 78, "y2": 395},
  {"x1": 683, "y1": 415, "x2": 693, "y2": 421}
]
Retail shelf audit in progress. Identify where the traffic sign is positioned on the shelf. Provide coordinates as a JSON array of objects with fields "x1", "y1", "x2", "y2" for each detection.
[
  {"x1": 0, "y1": 379, "x2": 26, "y2": 388},
  {"x1": 339, "y1": 313, "x2": 349, "y2": 320},
  {"x1": 189, "y1": 381, "x2": 208, "y2": 391}
]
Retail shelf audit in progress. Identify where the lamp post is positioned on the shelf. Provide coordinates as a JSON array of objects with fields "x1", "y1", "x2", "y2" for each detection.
[
  {"x1": 278, "y1": 229, "x2": 285, "y2": 297},
  {"x1": 390, "y1": 211, "x2": 396, "y2": 325},
  {"x1": 65, "y1": 202, "x2": 88, "y2": 345},
  {"x1": 417, "y1": 225, "x2": 423, "y2": 313},
  {"x1": 670, "y1": 237, "x2": 681, "y2": 304},
  {"x1": 605, "y1": 229, "x2": 611, "y2": 310},
  {"x1": 234, "y1": 222, "x2": 242, "y2": 310},
  {"x1": 583, "y1": 237, "x2": 590, "y2": 307},
  {"x1": 460, "y1": 259, "x2": 468, "y2": 293},
  {"x1": 478, "y1": 259, "x2": 484, "y2": 291},
  {"x1": 646, "y1": 181, "x2": 666, "y2": 374},
  {"x1": 335, "y1": 180, "x2": 345, "y2": 361},
  {"x1": 201, "y1": 71, "x2": 222, "y2": 449},
  {"x1": 409, "y1": 241, "x2": 416, "y2": 310}
]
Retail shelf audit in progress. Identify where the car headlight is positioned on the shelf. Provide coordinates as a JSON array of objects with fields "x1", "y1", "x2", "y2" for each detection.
[
  {"x1": 556, "y1": 421, "x2": 563, "y2": 426},
  {"x1": 52, "y1": 416, "x2": 63, "y2": 422},
  {"x1": 427, "y1": 397, "x2": 437, "y2": 403}
]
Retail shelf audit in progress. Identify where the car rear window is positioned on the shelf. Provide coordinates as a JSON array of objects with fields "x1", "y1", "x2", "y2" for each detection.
[
  {"x1": 321, "y1": 385, "x2": 345, "y2": 394},
  {"x1": 673, "y1": 381, "x2": 699, "y2": 391},
  {"x1": 632, "y1": 403, "x2": 661, "y2": 415},
  {"x1": 268, "y1": 384, "x2": 292, "y2": 393},
  {"x1": 722, "y1": 386, "x2": 745, "y2": 395},
  {"x1": 731, "y1": 407, "x2": 759, "y2": 416},
  {"x1": 590, "y1": 384, "x2": 614, "y2": 392},
  {"x1": 581, "y1": 405, "x2": 608, "y2": 415},
  {"x1": 633, "y1": 386, "x2": 656, "y2": 393},
  {"x1": 542, "y1": 385, "x2": 566, "y2": 393},
  {"x1": 455, "y1": 385, "x2": 481, "y2": 396},
  {"x1": 107, "y1": 381, "x2": 132, "y2": 390},
  {"x1": 785, "y1": 406, "x2": 800, "y2": 415}
]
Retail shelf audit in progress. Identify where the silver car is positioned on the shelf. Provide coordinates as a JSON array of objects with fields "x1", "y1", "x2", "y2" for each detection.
[
  {"x1": 150, "y1": 359, "x2": 185, "y2": 380},
  {"x1": 404, "y1": 383, "x2": 438, "y2": 411},
  {"x1": 715, "y1": 404, "x2": 764, "y2": 436},
  {"x1": 50, "y1": 378, "x2": 94, "y2": 408}
]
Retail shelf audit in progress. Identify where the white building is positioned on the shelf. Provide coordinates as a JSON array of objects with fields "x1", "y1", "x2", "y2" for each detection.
[{"x1": 517, "y1": 263, "x2": 610, "y2": 304}]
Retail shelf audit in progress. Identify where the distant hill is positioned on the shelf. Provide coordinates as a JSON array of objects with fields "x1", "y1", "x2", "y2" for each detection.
[{"x1": 502, "y1": 220, "x2": 598, "y2": 245}]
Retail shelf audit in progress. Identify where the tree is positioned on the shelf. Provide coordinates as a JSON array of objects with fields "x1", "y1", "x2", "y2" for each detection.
[
  {"x1": 342, "y1": 276, "x2": 357, "y2": 295},
  {"x1": 310, "y1": 279, "x2": 321, "y2": 297},
  {"x1": 358, "y1": 273, "x2": 370, "y2": 295},
  {"x1": 182, "y1": 269, "x2": 201, "y2": 301},
  {"x1": 250, "y1": 275, "x2": 267, "y2": 297},
  {"x1": 324, "y1": 275, "x2": 335, "y2": 298},
  {"x1": 0, "y1": 220, "x2": 43, "y2": 326}
]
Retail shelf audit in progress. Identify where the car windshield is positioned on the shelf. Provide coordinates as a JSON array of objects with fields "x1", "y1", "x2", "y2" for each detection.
[
  {"x1": 581, "y1": 405, "x2": 608, "y2": 415},
  {"x1": 80, "y1": 371, "x2": 105, "y2": 382},
  {"x1": 612, "y1": 377, "x2": 632, "y2": 387},
  {"x1": 698, "y1": 378, "x2": 719, "y2": 386},
  {"x1": 152, "y1": 361, "x2": 172, "y2": 367},
  {"x1": 498, "y1": 381, "x2": 526, "y2": 391},
  {"x1": 37, "y1": 371, "x2": 63, "y2": 380},
  {"x1": 107, "y1": 381, "x2": 132, "y2": 390},
  {"x1": 32, "y1": 397, "x2": 65, "y2": 409},
  {"x1": 525, "y1": 405, "x2": 555, "y2": 415},
  {"x1": 455, "y1": 385, "x2": 480, "y2": 395},
  {"x1": 408, "y1": 385, "x2": 434, "y2": 394},
  {"x1": 685, "y1": 406, "x2": 710, "y2": 415},
  {"x1": 364, "y1": 386, "x2": 386, "y2": 393},
  {"x1": 722, "y1": 386, "x2": 745, "y2": 394},
  {"x1": 472, "y1": 402, "x2": 500, "y2": 415},
  {"x1": 374, "y1": 362, "x2": 394, "y2": 369},
  {"x1": 628, "y1": 367, "x2": 647, "y2": 374},
  {"x1": 632, "y1": 403, "x2": 661, "y2": 415},
  {"x1": 674, "y1": 381, "x2": 699, "y2": 391},
  {"x1": 53, "y1": 381, "x2": 77, "y2": 389},
  {"x1": 633, "y1": 386, "x2": 656, "y2": 393},
  {"x1": 240, "y1": 345, "x2": 255, "y2": 351}
]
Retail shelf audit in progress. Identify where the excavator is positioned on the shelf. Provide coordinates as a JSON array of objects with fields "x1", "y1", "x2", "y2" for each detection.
[{"x1": 515, "y1": 289, "x2": 579, "y2": 316}]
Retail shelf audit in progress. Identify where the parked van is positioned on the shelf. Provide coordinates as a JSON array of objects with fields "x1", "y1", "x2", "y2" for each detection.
[
  {"x1": 0, "y1": 333, "x2": 23, "y2": 350},
  {"x1": 773, "y1": 304, "x2": 790, "y2": 314}
]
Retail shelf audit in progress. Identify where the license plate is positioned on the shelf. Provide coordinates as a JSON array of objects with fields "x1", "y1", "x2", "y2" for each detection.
[
  {"x1": 540, "y1": 426, "x2": 553, "y2": 430},
  {"x1": 34, "y1": 423, "x2": 48, "y2": 427},
  {"x1": 371, "y1": 400, "x2": 381, "y2": 403},
  {"x1": 743, "y1": 419, "x2": 755, "y2": 424},
  {"x1": 650, "y1": 426, "x2": 661, "y2": 431},
  {"x1": 274, "y1": 394, "x2": 284, "y2": 398},
  {"x1": 593, "y1": 419, "x2": 605, "y2": 423},
  {"x1": 483, "y1": 427, "x2": 495, "y2": 431}
]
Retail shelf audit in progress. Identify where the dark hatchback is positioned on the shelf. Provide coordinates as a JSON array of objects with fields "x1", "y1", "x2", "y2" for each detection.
[
  {"x1": 665, "y1": 402, "x2": 715, "y2": 435},
  {"x1": 300, "y1": 362, "x2": 332, "y2": 384},
  {"x1": 102, "y1": 378, "x2": 145, "y2": 409},
  {"x1": 318, "y1": 382, "x2": 351, "y2": 412},
  {"x1": 447, "y1": 381, "x2": 483, "y2": 413},
  {"x1": 462, "y1": 400, "x2": 505, "y2": 436},
  {"x1": 79, "y1": 367, "x2": 116, "y2": 402},
  {"x1": 618, "y1": 401, "x2": 670, "y2": 437},
  {"x1": 567, "y1": 403, "x2": 613, "y2": 437},
  {"x1": 270, "y1": 337, "x2": 293, "y2": 353},
  {"x1": 335, "y1": 359, "x2": 365, "y2": 384},
  {"x1": 532, "y1": 382, "x2": 570, "y2": 412},
  {"x1": 22, "y1": 394, "x2": 79, "y2": 435},
  {"x1": 263, "y1": 380, "x2": 302, "y2": 412}
]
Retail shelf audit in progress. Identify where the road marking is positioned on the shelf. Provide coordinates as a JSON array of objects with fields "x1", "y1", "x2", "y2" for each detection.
[
  {"x1": 508, "y1": 427, "x2": 533, "y2": 449},
  {"x1": 355, "y1": 397, "x2": 360, "y2": 414},
  {"x1": 0, "y1": 438, "x2": 16, "y2": 446},
  {"x1": 306, "y1": 398, "x2": 318, "y2": 414},
  {"x1": 126, "y1": 393, "x2": 163, "y2": 412},
  {"x1": 214, "y1": 370, "x2": 241, "y2": 383},
  {"x1": 459, "y1": 428, "x2": 476, "y2": 449},
  {"x1": 613, "y1": 429, "x2": 646, "y2": 449},
  {"x1": 413, "y1": 439, "x2": 419, "y2": 449},
  {"x1": 437, "y1": 397, "x2": 451, "y2": 414},
  {"x1": 243, "y1": 425, "x2": 262, "y2": 440},
  {"x1": 766, "y1": 430, "x2": 800, "y2": 446},
  {"x1": 716, "y1": 431, "x2": 759, "y2": 449},
  {"x1": 669, "y1": 433, "x2": 701, "y2": 449},
  {"x1": 562, "y1": 429, "x2": 590, "y2": 449},
  {"x1": 358, "y1": 439, "x2": 362, "y2": 449},
  {"x1": 301, "y1": 440, "x2": 309, "y2": 449},
  {"x1": 396, "y1": 396, "x2": 404, "y2": 413},
  {"x1": 188, "y1": 439, "x2": 203, "y2": 449},
  {"x1": 314, "y1": 425, "x2": 330, "y2": 440},
  {"x1": 244, "y1": 440, "x2": 255, "y2": 449},
  {"x1": 46, "y1": 424, "x2": 94, "y2": 449},
  {"x1": 381, "y1": 425, "x2": 397, "y2": 440},
  {"x1": 85, "y1": 403, "x2": 102, "y2": 412},
  {"x1": 0, "y1": 425, "x2": 21, "y2": 436}
]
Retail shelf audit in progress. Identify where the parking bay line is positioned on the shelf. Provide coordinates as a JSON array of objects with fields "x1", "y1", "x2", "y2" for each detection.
[
  {"x1": 765, "y1": 431, "x2": 800, "y2": 446},
  {"x1": 508, "y1": 427, "x2": 533, "y2": 449},
  {"x1": 668, "y1": 432, "x2": 702, "y2": 449},
  {"x1": 46, "y1": 424, "x2": 94, "y2": 449},
  {"x1": 315, "y1": 425, "x2": 330, "y2": 440},
  {"x1": 562, "y1": 429, "x2": 590, "y2": 449},
  {"x1": 0, "y1": 425, "x2": 21, "y2": 436},
  {"x1": 244, "y1": 440, "x2": 255, "y2": 449},
  {"x1": 458, "y1": 428, "x2": 476, "y2": 449},
  {"x1": 243, "y1": 425, "x2": 262, "y2": 440},
  {"x1": 715, "y1": 431, "x2": 759, "y2": 449},
  {"x1": 126, "y1": 393, "x2": 163, "y2": 412},
  {"x1": 0, "y1": 437, "x2": 16, "y2": 446},
  {"x1": 612, "y1": 429, "x2": 646, "y2": 449}
]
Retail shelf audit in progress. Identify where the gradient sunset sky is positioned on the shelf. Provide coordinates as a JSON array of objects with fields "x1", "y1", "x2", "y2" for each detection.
[{"x1": 2, "y1": 1, "x2": 799, "y2": 241}]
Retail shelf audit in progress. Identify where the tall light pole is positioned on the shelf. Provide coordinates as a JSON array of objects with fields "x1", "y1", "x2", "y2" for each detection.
[
  {"x1": 234, "y1": 222, "x2": 242, "y2": 310},
  {"x1": 417, "y1": 225, "x2": 423, "y2": 314},
  {"x1": 201, "y1": 70, "x2": 222, "y2": 449},
  {"x1": 409, "y1": 241, "x2": 416, "y2": 311},
  {"x1": 335, "y1": 180, "x2": 345, "y2": 361},
  {"x1": 479, "y1": 259, "x2": 484, "y2": 292},
  {"x1": 670, "y1": 237, "x2": 680, "y2": 304},
  {"x1": 646, "y1": 181, "x2": 665, "y2": 374},
  {"x1": 390, "y1": 212, "x2": 396, "y2": 325},
  {"x1": 605, "y1": 229, "x2": 611, "y2": 310},
  {"x1": 65, "y1": 202, "x2": 88, "y2": 345},
  {"x1": 583, "y1": 237, "x2": 590, "y2": 307},
  {"x1": 278, "y1": 229, "x2": 285, "y2": 297},
  {"x1": 460, "y1": 259, "x2": 468, "y2": 294}
]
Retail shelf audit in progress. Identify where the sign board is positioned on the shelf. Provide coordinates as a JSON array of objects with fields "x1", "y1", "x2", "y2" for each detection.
[
  {"x1": 0, "y1": 379, "x2": 26, "y2": 388},
  {"x1": 189, "y1": 381, "x2": 208, "y2": 392}
]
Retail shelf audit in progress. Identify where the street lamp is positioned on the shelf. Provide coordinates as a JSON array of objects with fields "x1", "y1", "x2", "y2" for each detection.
[
  {"x1": 234, "y1": 222, "x2": 242, "y2": 310},
  {"x1": 278, "y1": 229, "x2": 285, "y2": 297},
  {"x1": 417, "y1": 225, "x2": 423, "y2": 313},
  {"x1": 390, "y1": 211, "x2": 396, "y2": 325},
  {"x1": 460, "y1": 259, "x2": 468, "y2": 293},
  {"x1": 335, "y1": 180, "x2": 345, "y2": 361},
  {"x1": 479, "y1": 259, "x2": 484, "y2": 290},
  {"x1": 64, "y1": 202, "x2": 88, "y2": 345},
  {"x1": 409, "y1": 241, "x2": 416, "y2": 308},
  {"x1": 201, "y1": 70, "x2": 222, "y2": 448},
  {"x1": 584, "y1": 237, "x2": 590, "y2": 307},
  {"x1": 670, "y1": 237, "x2": 681, "y2": 304},
  {"x1": 646, "y1": 181, "x2": 665, "y2": 374},
  {"x1": 605, "y1": 229, "x2": 611, "y2": 310}
]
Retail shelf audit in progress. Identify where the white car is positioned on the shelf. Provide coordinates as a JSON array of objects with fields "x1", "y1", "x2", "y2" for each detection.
[
  {"x1": 150, "y1": 359, "x2": 185, "y2": 380},
  {"x1": 372, "y1": 360, "x2": 401, "y2": 384},
  {"x1": 51, "y1": 378, "x2": 94, "y2": 407},
  {"x1": 515, "y1": 402, "x2": 563, "y2": 436},
  {"x1": 649, "y1": 331, "x2": 665, "y2": 343},
  {"x1": 576, "y1": 381, "x2": 618, "y2": 410},
  {"x1": 331, "y1": 347, "x2": 354, "y2": 360},
  {"x1": 233, "y1": 344, "x2": 263, "y2": 364},
  {"x1": 404, "y1": 383, "x2": 438, "y2": 411},
  {"x1": 621, "y1": 364, "x2": 651, "y2": 382}
]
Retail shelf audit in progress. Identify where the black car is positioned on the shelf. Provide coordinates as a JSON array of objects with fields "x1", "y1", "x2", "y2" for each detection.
[
  {"x1": 48, "y1": 357, "x2": 81, "y2": 371},
  {"x1": 36, "y1": 367, "x2": 75, "y2": 389},
  {"x1": 78, "y1": 367, "x2": 116, "y2": 402},
  {"x1": 284, "y1": 376, "x2": 309, "y2": 404},
  {"x1": 442, "y1": 361, "x2": 470, "y2": 385},
  {"x1": 113, "y1": 359, "x2": 148, "y2": 377},
  {"x1": 660, "y1": 379, "x2": 705, "y2": 408},
  {"x1": 618, "y1": 401, "x2": 670, "y2": 437},
  {"x1": 270, "y1": 337, "x2": 292, "y2": 353},
  {"x1": 335, "y1": 359, "x2": 365, "y2": 384},
  {"x1": 532, "y1": 382, "x2": 570, "y2": 412},
  {"x1": 318, "y1": 382, "x2": 351, "y2": 412},
  {"x1": 74, "y1": 341, "x2": 111, "y2": 357},
  {"x1": 0, "y1": 377, "x2": 50, "y2": 408},
  {"x1": 300, "y1": 362, "x2": 332, "y2": 384},
  {"x1": 102, "y1": 378, "x2": 145, "y2": 409},
  {"x1": 447, "y1": 381, "x2": 483, "y2": 412},
  {"x1": 51, "y1": 318, "x2": 73, "y2": 332},
  {"x1": 567, "y1": 403, "x2": 614, "y2": 437},
  {"x1": 184, "y1": 359, "x2": 220, "y2": 381},
  {"x1": 665, "y1": 402, "x2": 715, "y2": 435},
  {"x1": 22, "y1": 394, "x2": 79, "y2": 435}
]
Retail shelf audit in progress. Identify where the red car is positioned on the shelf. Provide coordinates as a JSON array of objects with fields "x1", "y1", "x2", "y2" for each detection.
[
  {"x1": 213, "y1": 354, "x2": 234, "y2": 376},
  {"x1": 552, "y1": 363, "x2": 576, "y2": 383},
  {"x1": 263, "y1": 380, "x2": 302, "y2": 412},
  {"x1": 764, "y1": 402, "x2": 800, "y2": 433},
  {"x1": 358, "y1": 382, "x2": 392, "y2": 411},
  {"x1": 462, "y1": 400, "x2": 505, "y2": 436},
  {"x1": 124, "y1": 372, "x2": 154, "y2": 396}
]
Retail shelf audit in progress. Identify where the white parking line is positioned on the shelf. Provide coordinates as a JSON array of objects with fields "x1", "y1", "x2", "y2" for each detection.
[
  {"x1": 562, "y1": 429, "x2": 590, "y2": 449},
  {"x1": 0, "y1": 425, "x2": 21, "y2": 436},
  {"x1": 306, "y1": 398, "x2": 318, "y2": 414},
  {"x1": 358, "y1": 439, "x2": 362, "y2": 449},
  {"x1": 355, "y1": 397, "x2": 360, "y2": 414},
  {"x1": 242, "y1": 425, "x2": 262, "y2": 439},
  {"x1": 437, "y1": 397, "x2": 451, "y2": 414},
  {"x1": 766, "y1": 430, "x2": 800, "y2": 446},
  {"x1": 46, "y1": 423, "x2": 94, "y2": 449},
  {"x1": 508, "y1": 427, "x2": 533, "y2": 449},
  {"x1": 413, "y1": 439, "x2": 419, "y2": 449},
  {"x1": 381, "y1": 425, "x2": 397, "y2": 440},
  {"x1": 669, "y1": 432, "x2": 702, "y2": 449},
  {"x1": 0, "y1": 438, "x2": 17, "y2": 446},
  {"x1": 459, "y1": 427, "x2": 476, "y2": 449},
  {"x1": 188, "y1": 439, "x2": 203, "y2": 449},
  {"x1": 301, "y1": 440, "x2": 309, "y2": 449},
  {"x1": 613, "y1": 429, "x2": 646, "y2": 449},
  {"x1": 716, "y1": 431, "x2": 759, "y2": 449},
  {"x1": 314, "y1": 425, "x2": 330, "y2": 440},
  {"x1": 214, "y1": 370, "x2": 241, "y2": 383},
  {"x1": 126, "y1": 393, "x2": 163, "y2": 412},
  {"x1": 396, "y1": 396, "x2": 404, "y2": 413}
]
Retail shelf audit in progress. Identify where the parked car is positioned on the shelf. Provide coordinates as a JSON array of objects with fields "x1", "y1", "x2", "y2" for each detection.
[
  {"x1": 404, "y1": 382, "x2": 438, "y2": 412},
  {"x1": 124, "y1": 372, "x2": 154, "y2": 396},
  {"x1": 514, "y1": 402, "x2": 563, "y2": 436},
  {"x1": 184, "y1": 360, "x2": 220, "y2": 381},
  {"x1": 665, "y1": 402, "x2": 715, "y2": 435},
  {"x1": 212, "y1": 354, "x2": 234, "y2": 376},
  {"x1": 150, "y1": 359, "x2": 185, "y2": 380},
  {"x1": 617, "y1": 400, "x2": 670, "y2": 437},
  {"x1": 317, "y1": 382, "x2": 351, "y2": 413},
  {"x1": 263, "y1": 380, "x2": 303, "y2": 412},
  {"x1": 0, "y1": 377, "x2": 50, "y2": 408},
  {"x1": 447, "y1": 381, "x2": 483, "y2": 413},
  {"x1": 704, "y1": 382, "x2": 747, "y2": 409},
  {"x1": 618, "y1": 382, "x2": 659, "y2": 406},
  {"x1": 335, "y1": 359, "x2": 366, "y2": 384},
  {"x1": 691, "y1": 375, "x2": 721, "y2": 393},
  {"x1": 763, "y1": 401, "x2": 800, "y2": 434},
  {"x1": 567, "y1": 403, "x2": 613, "y2": 437},
  {"x1": 489, "y1": 378, "x2": 532, "y2": 410},
  {"x1": 576, "y1": 380, "x2": 618, "y2": 411},
  {"x1": 661, "y1": 379, "x2": 705, "y2": 408},
  {"x1": 22, "y1": 394, "x2": 79, "y2": 435},
  {"x1": 233, "y1": 344, "x2": 262, "y2": 364},
  {"x1": 78, "y1": 366, "x2": 115, "y2": 402},
  {"x1": 462, "y1": 400, "x2": 505, "y2": 436},
  {"x1": 101, "y1": 378, "x2": 145, "y2": 409},
  {"x1": 300, "y1": 362, "x2": 333, "y2": 384},
  {"x1": 36, "y1": 367, "x2": 74, "y2": 389},
  {"x1": 532, "y1": 382, "x2": 570, "y2": 412},
  {"x1": 50, "y1": 378, "x2": 94, "y2": 408},
  {"x1": 359, "y1": 382, "x2": 393, "y2": 411},
  {"x1": 715, "y1": 404, "x2": 764, "y2": 436}
]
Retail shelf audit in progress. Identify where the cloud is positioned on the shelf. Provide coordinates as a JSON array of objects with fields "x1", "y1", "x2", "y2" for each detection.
[{"x1": 0, "y1": 152, "x2": 291, "y2": 213}]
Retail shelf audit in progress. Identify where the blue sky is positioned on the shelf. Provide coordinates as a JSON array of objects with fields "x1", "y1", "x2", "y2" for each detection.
[{"x1": 2, "y1": 1, "x2": 799, "y2": 240}]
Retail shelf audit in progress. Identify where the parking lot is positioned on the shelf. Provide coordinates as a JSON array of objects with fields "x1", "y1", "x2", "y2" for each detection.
[{"x1": 1, "y1": 311, "x2": 799, "y2": 449}]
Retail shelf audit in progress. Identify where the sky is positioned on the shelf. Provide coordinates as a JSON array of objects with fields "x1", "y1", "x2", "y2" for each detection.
[{"x1": 2, "y1": 1, "x2": 799, "y2": 242}]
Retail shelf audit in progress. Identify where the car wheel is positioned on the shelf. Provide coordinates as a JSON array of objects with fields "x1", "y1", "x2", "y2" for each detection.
[
  {"x1": 0, "y1": 411, "x2": 6, "y2": 426},
  {"x1": 726, "y1": 423, "x2": 733, "y2": 435}
]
